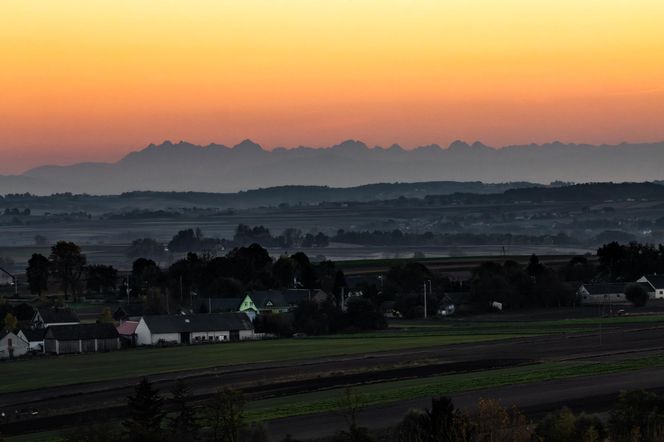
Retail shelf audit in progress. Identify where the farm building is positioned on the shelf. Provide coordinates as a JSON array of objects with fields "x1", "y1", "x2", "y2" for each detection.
[
  {"x1": 249, "y1": 289, "x2": 312, "y2": 314},
  {"x1": 198, "y1": 295, "x2": 259, "y2": 320},
  {"x1": 33, "y1": 307, "x2": 80, "y2": 329},
  {"x1": 17, "y1": 328, "x2": 46, "y2": 352},
  {"x1": 0, "y1": 331, "x2": 29, "y2": 359},
  {"x1": 135, "y1": 313, "x2": 254, "y2": 345},
  {"x1": 116, "y1": 320, "x2": 140, "y2": 347},
  {"x1": 44, "y1": 323, "x2": 120, "y2": 355},
  {"x1": 637, "y1": 275, "x2": 664, "y2": 299},
  {"x1": 113, "y1": 304, "x2": 148, "y2": 322},
  {"x1": 577, "y1": 282, "x2": 653, "y2": 305},
  {"x1": 438, "y1": 292, "x2": 474, "y2": 315}
]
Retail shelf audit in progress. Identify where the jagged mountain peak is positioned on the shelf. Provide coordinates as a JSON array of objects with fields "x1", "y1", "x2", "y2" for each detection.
[{"x1": 233, "y1": 139, "x2": 264, "y2": 151}]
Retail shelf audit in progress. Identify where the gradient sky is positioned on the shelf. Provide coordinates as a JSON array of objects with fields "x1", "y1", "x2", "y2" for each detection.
[{"x1": 1, "y1": 1, "x2": 664, "y2": 173}]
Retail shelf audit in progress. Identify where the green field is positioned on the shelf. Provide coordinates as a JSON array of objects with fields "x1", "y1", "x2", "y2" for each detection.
[
  {"x1": 2, "y1": 315, "x2": 663, "y2": 394},
  {"x1": 246, "y1": 355, "x2": 664, "y2": 422},
  {"x1": 0, "y1": 332, "x2": 523, "y2": 394}
]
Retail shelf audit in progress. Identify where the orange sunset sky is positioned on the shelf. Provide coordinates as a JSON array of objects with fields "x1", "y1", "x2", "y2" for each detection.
[{"x1": 1, "y1": 1, "x2": 663, "y2": 174}]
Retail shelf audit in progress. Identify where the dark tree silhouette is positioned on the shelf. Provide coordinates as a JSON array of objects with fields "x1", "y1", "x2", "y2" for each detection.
[
  {"x1": 123, "y1": 378, "x2": 165, "y2": 442},
  {"x1": 49, "y1": 241, "x2": 86, "y2": 301},
  {"x1": 167, "y1": 379, "x2": 198, "y2": 441},
  {"x1": 26, "y1": 253, "x2": 49, "y2": 296}
]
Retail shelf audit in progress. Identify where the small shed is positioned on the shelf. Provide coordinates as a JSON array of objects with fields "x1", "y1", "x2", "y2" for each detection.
[
  {"x1": 44, "y1": 323, "x2": 120, "y2": 355},
  {"x1": 116, "y1": 320, "x2": 139, "y2": 347},
  {"x1": 17, "y1": 328, "x2": 46, "y2": 352}
]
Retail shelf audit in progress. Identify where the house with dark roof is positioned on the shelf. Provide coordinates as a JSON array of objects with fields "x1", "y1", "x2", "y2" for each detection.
[
  {"x1": 44, "y1": 323, "x2": 120, "y2": 355},
  {"x1": 198, "y1": 295, "x2": 259, "y2": 320},
  {"x1": 249, "y1": 289, "x2": 311, "y2": 314},
  {"x1": 17, "y1": 328, "x2": 46, "y2": 352},
  {"x1": 33, "y1": 307, "x2": 80, "y2": 329},
  {"x1": 113, "y1": 304, "x2": 148, "y2": 322},
  {"x1": 577, "y1": 282, "x2": 653, "y2": 305},
  {"x1": 637, "y1": 275, "x2": 664, "y2": 299},
  {"x1": 135, "y1": 313, "x2": 254, "y2": 346},
  {"x1": 0, "y1": 331, "x2": 29, "y2": 359},
  {"x1": 438, "y1": 292, "x2": 474, "y2": 316}
]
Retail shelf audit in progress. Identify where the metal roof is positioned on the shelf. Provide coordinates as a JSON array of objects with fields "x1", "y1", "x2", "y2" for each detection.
[
  {"x1": 36, "y1": 307, "x2": 80, "y2": 324},
  {"x1": 45, "y1": 323, "x2": 119, "y2": 340},
  {"x1": 142, "y1": 312, "x2": 253, "y2": 333}
]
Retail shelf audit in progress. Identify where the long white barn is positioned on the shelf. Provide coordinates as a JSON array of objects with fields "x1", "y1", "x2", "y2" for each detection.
[{"x1": 135, "y1": 313, "x2": 254, "y2": 346}]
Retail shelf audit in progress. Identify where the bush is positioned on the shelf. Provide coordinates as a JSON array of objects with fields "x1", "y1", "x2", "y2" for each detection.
[
  {"x1": 625, "y1": 284, "x2": 649, "y2": 307},
  {"x1": 536, "y1": 408, "x2": 605, "y2": 442}
]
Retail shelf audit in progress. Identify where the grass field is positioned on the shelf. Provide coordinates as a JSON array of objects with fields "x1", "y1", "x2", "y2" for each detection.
[
  {"x1": 246, "y1": 355, "x2": 664, "y2": 422},
  {"x1": 0, "y1": 332, "x2": 523, "y2": 394},
  {"x1": 3, "y1": 315, "x2": 664, "y2": 394},
  {"x1": 7, "y1": 355, "x2": 664, "y2": 442}
]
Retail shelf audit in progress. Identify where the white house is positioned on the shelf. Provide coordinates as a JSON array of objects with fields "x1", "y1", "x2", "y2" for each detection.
[
  {"x1": 637, "y1": 275, "x2": 664, "y2": 299},
  {"x1": 0, "y1": 331, "x2": 29, "y2": 359},
  {"x1": 577, "y1": 282, "x2": 653, "y2": 305},
  {"x1": 135, "y1": 313, "x2": 254, "y2": 346},
  {"x1": 32, "y1": 307, "x2": 80, "y2": 329}
]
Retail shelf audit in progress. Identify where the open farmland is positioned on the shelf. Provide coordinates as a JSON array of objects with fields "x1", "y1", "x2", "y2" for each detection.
[{"x1": 4, "y1": 312, "x2": 664, "y2": 440}]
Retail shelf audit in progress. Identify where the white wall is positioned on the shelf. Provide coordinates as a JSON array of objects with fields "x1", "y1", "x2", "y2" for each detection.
[
  {"x1": 240, "y1": 330, "x2": 255, "y2": 340},
  {"x1": 191, "y1": 331, "x2": 229, "y2": 342},
  {"x1": 135, "y1": 318, "x2": 153, "y2": 346},
  {"x1": 0, "y1": 333, "x2": 29, "y2": 359},
  {"x1": 151, "y1": 333, "x2": 180, "y2": 344}
]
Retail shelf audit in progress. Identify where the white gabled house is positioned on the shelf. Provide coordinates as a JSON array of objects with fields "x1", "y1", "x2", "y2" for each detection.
[
  {"x1": 0, "y1": 331, "x2": 29, "y2": 359},
  {"x1": 135, "y1": 313, "x2": 254, "y2": 346},
  {"x1": 577, "y1": 282, "x2": 654, "y2": 305},
  {"x1": 637, "y1": 275, "x2": 664, "y2": 299}
]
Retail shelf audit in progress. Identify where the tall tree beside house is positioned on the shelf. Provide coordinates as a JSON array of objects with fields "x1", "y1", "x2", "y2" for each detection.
[
  {"x1": 26, "y1": 253, "x2": 50, "y2": 296},
  {"x1": 272, "y1": 256, "x2": 296, "y2": 288},
  {"x1": 86, "y1": 264, "x2": 118, "y2": 296},
  {"x1": 205, "y1": 389, "x2": 246, "y2": 442},
  {"x1": 123, "y1": 377, "x2": 165, "y2": 442},
  {"x1": 98, "y1": 307, "x2": 114, "y2": 324},
  {"x1": 4, "y1": 313, "x2": 17, "y2": 332},
  {"x1": 49, "y1": 241, "x2": 86, "y2": 301},
  {"x1": 167, "y1": 379, "x2": 198, "y2": 441}
]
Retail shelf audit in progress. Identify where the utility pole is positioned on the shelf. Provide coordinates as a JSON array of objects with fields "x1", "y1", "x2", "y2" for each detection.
[{"x1": 423, "y1": 282, "x2": 428, "y2": 319}]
